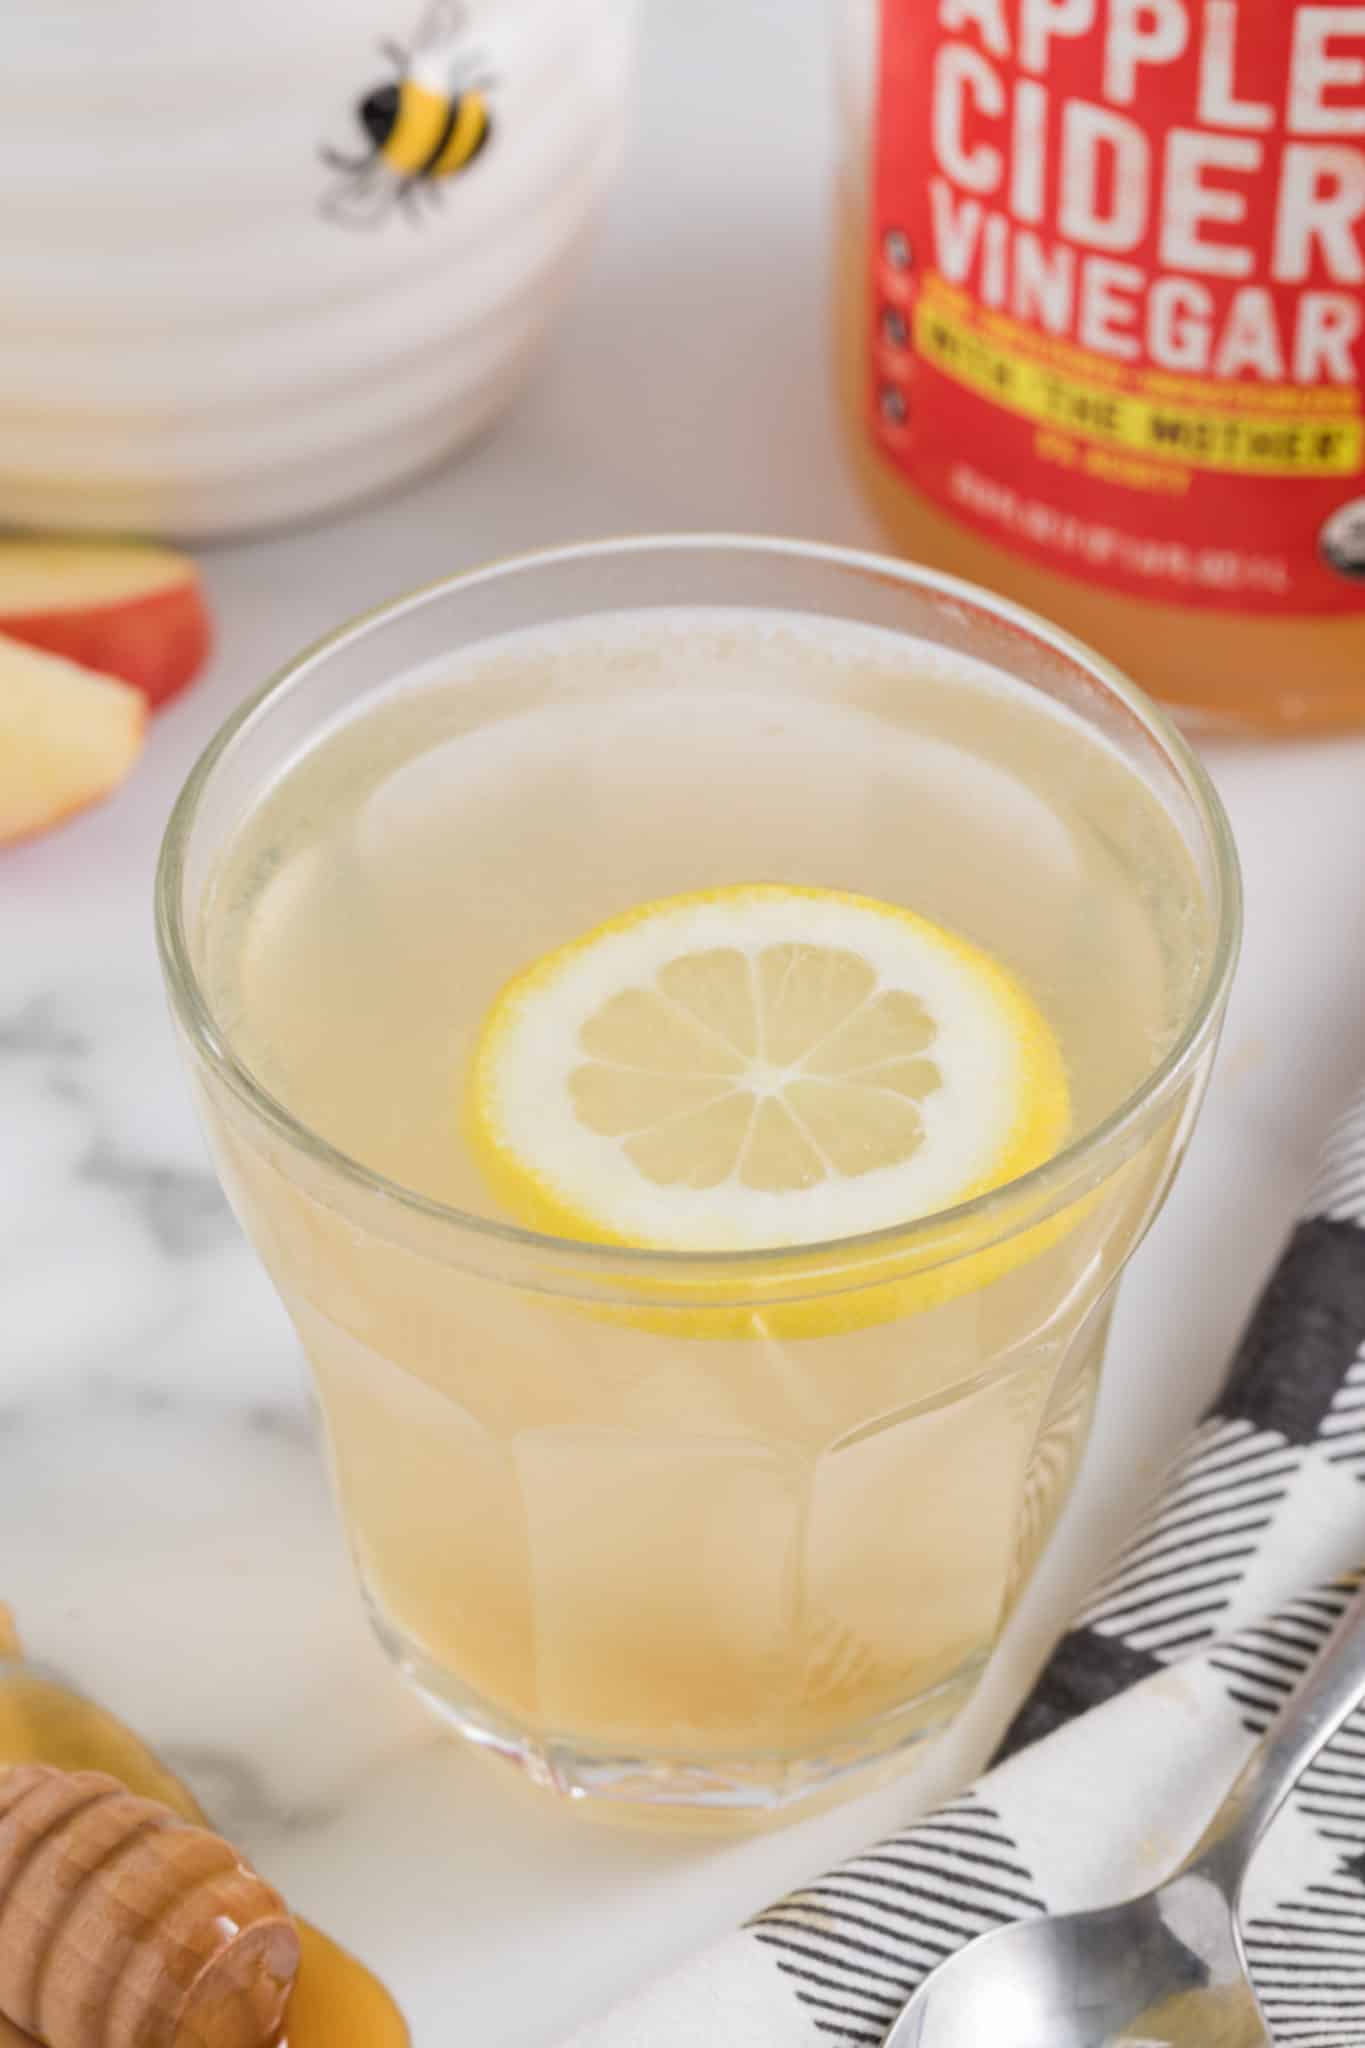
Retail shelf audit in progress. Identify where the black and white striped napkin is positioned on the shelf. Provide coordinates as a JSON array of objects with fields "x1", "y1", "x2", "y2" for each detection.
[{"x1": 565, "y1": 1084, "x2": 1365, "y2": 2048}]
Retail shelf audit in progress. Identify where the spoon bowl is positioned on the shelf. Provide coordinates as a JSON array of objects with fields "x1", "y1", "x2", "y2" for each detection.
[{"x1": 884, "y1": 1871, "x2": 1268, "y2": 2048}]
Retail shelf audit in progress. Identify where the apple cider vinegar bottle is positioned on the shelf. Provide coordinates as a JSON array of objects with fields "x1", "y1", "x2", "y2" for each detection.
[{"x1": 836, "y1": 0, "x2": 1365, "y2": 733}]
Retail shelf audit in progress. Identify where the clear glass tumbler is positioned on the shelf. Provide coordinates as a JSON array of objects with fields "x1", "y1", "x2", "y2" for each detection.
[{"x1": 156, "y1": 537, "x2": 1240, "y2": 1825}]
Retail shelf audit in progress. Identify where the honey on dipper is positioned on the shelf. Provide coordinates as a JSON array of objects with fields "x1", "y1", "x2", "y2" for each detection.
[{"x1": 0, "y1": 1608, "x2": 406, "y2": 2048}]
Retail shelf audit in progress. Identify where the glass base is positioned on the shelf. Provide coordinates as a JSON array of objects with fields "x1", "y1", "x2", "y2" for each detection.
[{"x1": 371, "y1": 1607, "x2": 986, "y2": 1830}]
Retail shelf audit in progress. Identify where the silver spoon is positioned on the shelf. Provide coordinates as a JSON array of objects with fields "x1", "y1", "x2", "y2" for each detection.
[{"x1": 885, "y1": 1578, "x2": 1365, "y2": 2048}]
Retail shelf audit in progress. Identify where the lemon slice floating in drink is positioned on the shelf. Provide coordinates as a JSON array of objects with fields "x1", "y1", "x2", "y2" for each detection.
[{"x1": 469, "y1": 885, "x2": 1070, "y2": 1301}]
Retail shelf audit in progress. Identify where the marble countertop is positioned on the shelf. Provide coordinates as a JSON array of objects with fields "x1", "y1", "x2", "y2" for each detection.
[{"x1": 4, "y1": 0, "x2": 1365, "y2": 2040}]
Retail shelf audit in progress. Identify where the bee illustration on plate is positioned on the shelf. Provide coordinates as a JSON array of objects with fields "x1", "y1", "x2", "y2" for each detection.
[{"x1": 321, "y1": 0, "x2": 495, "y2": 227}]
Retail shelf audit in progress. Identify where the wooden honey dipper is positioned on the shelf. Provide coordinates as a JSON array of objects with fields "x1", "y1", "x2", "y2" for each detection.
[{"x1": 0, "y1": 1764, "x2": 300, "y2": 2048}]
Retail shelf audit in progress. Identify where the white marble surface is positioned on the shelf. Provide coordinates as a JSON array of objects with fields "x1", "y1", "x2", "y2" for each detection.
[{"x1": 3, "y1": 0, "x2": 1365, "y2": 2041}]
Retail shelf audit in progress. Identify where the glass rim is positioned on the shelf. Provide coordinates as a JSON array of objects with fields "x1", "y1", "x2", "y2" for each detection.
[{"x1": 155, "y1": 532, "x2": 1242, "y2": 1279}]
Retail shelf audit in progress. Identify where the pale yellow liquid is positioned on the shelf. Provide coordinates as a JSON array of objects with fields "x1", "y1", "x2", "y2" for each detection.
[{"x1": 197, "y1": 610, "x2": 1210, "y2": 1804}]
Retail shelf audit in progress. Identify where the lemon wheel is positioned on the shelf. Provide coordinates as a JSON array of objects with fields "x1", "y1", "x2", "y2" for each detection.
[{"x1": 467, "y1": 886, "x2": 1072, "y2": 1331}]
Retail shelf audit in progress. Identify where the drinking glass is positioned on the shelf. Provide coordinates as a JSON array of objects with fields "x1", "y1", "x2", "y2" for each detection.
[{"x1": 156, "y1": 537, "x2": 1240, "y2": 1824}]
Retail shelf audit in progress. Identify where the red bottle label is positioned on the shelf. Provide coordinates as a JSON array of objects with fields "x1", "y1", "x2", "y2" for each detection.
[{"x1": 871, "y1": 0, "x2": 1365, "y2": 612}]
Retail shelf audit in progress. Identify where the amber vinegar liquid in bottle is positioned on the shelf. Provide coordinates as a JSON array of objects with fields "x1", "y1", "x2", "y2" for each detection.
[{"x1": 836, "y1": 0, "x2": 1365, "y2": 733}]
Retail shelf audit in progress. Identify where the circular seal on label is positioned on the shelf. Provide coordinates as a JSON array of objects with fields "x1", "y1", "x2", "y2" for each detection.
[{"x1": 1320, "y1": 499, "x2": 1365, "y2": 584}]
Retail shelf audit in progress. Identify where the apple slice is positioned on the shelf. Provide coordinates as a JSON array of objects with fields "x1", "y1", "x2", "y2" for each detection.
[
  {"x1": 0, "y1": 633, "x2": 147, "y2": 846},
  {"x1": 0, "y1": 540, "x2": 211, "y2": 711}
]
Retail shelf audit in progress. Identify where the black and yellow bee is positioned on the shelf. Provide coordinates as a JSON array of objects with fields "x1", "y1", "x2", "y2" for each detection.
[{"x1": 322, "y1": 0, "x2": 494, "y2": 226}]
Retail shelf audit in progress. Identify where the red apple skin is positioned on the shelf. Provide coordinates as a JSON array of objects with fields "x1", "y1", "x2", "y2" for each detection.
[{"x1": 0, "y1": 578, "x2": 212, "y2": 711}]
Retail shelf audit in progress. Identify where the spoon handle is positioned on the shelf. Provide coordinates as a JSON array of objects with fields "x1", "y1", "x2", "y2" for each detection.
[{"x1": 1189, "y1": 1575, "x2": 1365, "y2": 1893}]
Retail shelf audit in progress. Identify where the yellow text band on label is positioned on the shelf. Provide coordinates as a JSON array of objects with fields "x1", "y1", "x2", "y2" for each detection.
[{"x1": 915, "y1": 290, "x2": 1363, "y2": 480}]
